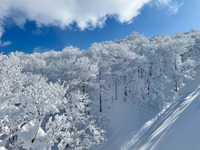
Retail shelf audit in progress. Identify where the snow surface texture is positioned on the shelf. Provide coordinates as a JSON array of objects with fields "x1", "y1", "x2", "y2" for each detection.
[
  {"x1": 95, "y1": 67, "x2": 200, "y2": 150},
  {"x1": 121, "y1": 86, "x2": 200, "y2": 150},
  {"x1": 120, "y1": 67, "x2": 200, "y2": 150},
  {"x1": 92, "y1": 100, "x2": 158, "y2": 150}
]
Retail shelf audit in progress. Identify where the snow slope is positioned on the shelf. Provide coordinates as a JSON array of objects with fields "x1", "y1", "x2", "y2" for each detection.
[
  {"x1": 96, "y1": 66, "x2": 200, "y2": 150},
  {"x1": 92, "y1": 100, "x2": 158, "y2": 150},
  {"x1": 121, "y1": 85, "x2": 200, "y2": 150},
  {"x1": 151, "y1": 87, "x2": 200, "y2": 150},
  {"x1": 120, "y1": 66, "x2": 200, "y2": 150}
]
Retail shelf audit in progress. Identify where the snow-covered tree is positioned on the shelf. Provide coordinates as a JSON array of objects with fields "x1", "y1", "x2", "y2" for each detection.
[{"x1": 0, "y1": 54, "x2": 104, "y2": 150}]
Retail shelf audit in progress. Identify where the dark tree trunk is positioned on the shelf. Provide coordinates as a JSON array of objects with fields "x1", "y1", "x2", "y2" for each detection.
[
  {"x1": 115, "y1": 77, "x2": 118, "y2": 100},
  {"x1": 99, "y1": 70, "x2": 102, "y2": 112},
  {"x1": 124, "y1": 85, "x2": 128, "y2": 101},
  {"x1": 175, "y1": 80, "x2": 178, "y2": 91},
  {"x1": 82, "y1": 79, "x2": 85, "y2": 95}
]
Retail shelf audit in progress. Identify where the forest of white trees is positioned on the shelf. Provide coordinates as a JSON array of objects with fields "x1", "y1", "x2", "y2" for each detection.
[{"x1": 0, "y1": 29, "x2": 200, "y2": 149}]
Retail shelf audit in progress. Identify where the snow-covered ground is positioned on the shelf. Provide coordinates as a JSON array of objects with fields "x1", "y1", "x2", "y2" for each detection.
[
  {"x1": 96, "y1": 66, "x2": 200, "y2": 150},
  {"x1": 121, "y1": 85, "x2": 200, "y2": 150},
  {"x1": 150, "y1": 87, "x2": 200, "y2": 150},
  {"x1": 92, "y1": 100, "x2": 158, "y2": 150},
  {"x1": 120, "y1": 66, "x2": 200, "y2": 150}
]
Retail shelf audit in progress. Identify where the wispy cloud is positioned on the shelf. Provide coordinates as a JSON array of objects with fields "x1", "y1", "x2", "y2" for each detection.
[
  {"x1": 33, "y1": 46, "x2": 53, "y2": 53},
  {"x1": 155, "y1": 0, "x2": 182, "y2": 14},
  {"x1": 0, "y1": 41, "x2": 12, "y2": 47},
  {"x1": 0, "y1": 26, "x2": 12, "y2": 47},
  {"x1": 0, "y1": 26, "x2": 4, "y2": 46}
]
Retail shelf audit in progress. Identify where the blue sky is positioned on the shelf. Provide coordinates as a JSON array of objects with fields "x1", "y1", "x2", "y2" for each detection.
[{"x1": 0, "y1": 0, "x2": 199, "y2": 54}]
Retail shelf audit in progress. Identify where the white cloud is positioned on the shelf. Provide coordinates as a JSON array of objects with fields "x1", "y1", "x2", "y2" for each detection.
[
  {"x1": 0, "y1": 0, "x2": 151, "y2": 31},
  {"x1": 0, "y1": 0, "x2": 182, "y2": 41},
  {"x1": 0, "y1": 26, "x2": 12, "y2": 47},
  {"x1": 33, "y1": 46, "x2": 53, "y2": 53},
  {"x1": 0, "y1": 26, "x2": 4, "y2": 45},
  {"x1": 155, "y1": 0, "x2": 182, "y2": 14},
  {"x1": 1, "y1": 41, "x2": 12, "y2": 47}
]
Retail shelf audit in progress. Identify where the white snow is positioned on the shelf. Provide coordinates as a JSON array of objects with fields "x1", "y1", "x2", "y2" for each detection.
[
  {"x1": 120, "y1": 66, "x2": 200, "y2": 150},
  {"x1": 93, "y1": 100, "x2": 158, "y2": 150},
  {"x1": 0, "y1": 146, "x2": 7, "y2": 150},
  {"x1": 95, "y1": 67, "x2": 200, "y2": 150},
  {"x1": 152, "y1": 89, "x2": 200, "y2": 150},
  {"x1": 121, "y1": 86, "x2": 200, "y2": 150}
]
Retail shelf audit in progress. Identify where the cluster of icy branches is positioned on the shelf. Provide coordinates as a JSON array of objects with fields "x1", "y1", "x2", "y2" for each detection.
[
  {"x1": 0, "y1": 54, "x2": 104, "y2": 149},
  {"x1": 0, "y1": 30, "x2": 200, "y2": 149}
]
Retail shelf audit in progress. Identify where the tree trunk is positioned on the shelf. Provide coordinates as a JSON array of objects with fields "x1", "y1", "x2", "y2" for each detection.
[
  {"x1": 174, "y1": 58, "x2": 178, "y2": 91},
  {"x1": 124, "y1": 85, "x2": 127, "y2": 101},
  {"x1": 100, "y1": 91, "x2": 102, "y2": 112},
  {"x1": 115, "y1": 77, "x2": 118, "y2": 100},
  {"x1": 175, "y1": 80, "x2": 178, "y2": 91},
  {"x1": 82, "y1": 79, "x2": 85, "y2": 95},
  {"x1": 99, "y1": 70, "x2": 102, "y2": 112}
]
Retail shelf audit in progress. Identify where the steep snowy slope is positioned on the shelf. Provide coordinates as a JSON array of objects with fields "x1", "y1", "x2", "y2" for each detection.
[
  {"x1": 93, "y1": 66, "x2": 200, "y2": 150},
  {"x1": 92, "y1": 100, "x2": 158, "y2": 150},
  {"x1": 121, "y1": 66, "x2": 200, "y2": 150},
  {"x1": 151, "y1": 87, "x2": 200, "y2": 150},
  {"x1": 121, "y1": 85, "x2": 200, "y2": 150}
]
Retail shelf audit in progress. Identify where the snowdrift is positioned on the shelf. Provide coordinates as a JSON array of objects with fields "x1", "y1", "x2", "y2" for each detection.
[
  {"x1": 121, "y1": 85, "x2": 200, "y2": 150},
  {"x1": 93, "y1": 100, "x2": 158, "y2": 150}
]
